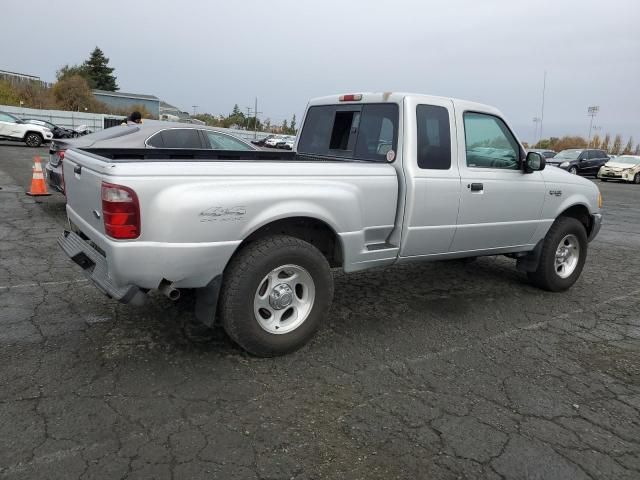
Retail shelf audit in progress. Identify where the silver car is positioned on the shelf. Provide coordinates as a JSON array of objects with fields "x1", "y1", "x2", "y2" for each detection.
[{"x1": 46, "y1": 120, "x2": 256, "y2": 194}]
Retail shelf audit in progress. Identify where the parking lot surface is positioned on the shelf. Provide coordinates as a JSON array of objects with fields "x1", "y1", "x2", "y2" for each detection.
[{"x1": 1, "y1": 142, "x2": 639, "y2": 479}]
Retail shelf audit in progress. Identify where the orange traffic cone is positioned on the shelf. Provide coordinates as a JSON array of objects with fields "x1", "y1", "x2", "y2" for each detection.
[{"x1": 26, "y1": 156, "x2": 51, "y2": 196}]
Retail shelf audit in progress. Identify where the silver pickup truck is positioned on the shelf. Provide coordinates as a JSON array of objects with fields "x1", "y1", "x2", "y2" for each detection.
[{"x1": 59, "y1": 92, "x2": 603, "y2": 356}]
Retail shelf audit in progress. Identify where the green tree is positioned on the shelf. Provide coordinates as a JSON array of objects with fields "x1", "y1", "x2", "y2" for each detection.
[
  {"x1": 232, "y1": 104, "x2": 241, "y2": 116},
  {"x1": 535, "y1": 138, "x2": 551, "y2": 149},
  {"x1": 634, "y1": 143, "x2": 640, "y2": 155},
  {"x1": 611, "y1": 135, "x2": 622, "y2": 155},
  {"x1": 282, "y1": 119, "x2": 288, "y2": 133},
  {"x1": 290, "y1": 114, "x2": 297, "y2": 134},
  {"x1": 600, "y1": 133, "x2": 611, "y2": 152},
  {"x1": 622, "y1": 136, "x2": 634, "y2": 155},
  {"x1": 82, "y1": 47, "x2": 118, "y2": 91},
  {"x1": 52, "y1": 75, "x2": 101, "y2": 111},
  {"x1": 0, "y1": 80, "x2": 20, "y2": 105},
  {"x1": 56, "y1": 64, "x2": 90, "y2": 82}
]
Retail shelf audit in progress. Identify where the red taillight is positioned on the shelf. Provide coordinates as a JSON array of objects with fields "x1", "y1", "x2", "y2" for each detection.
[
  {"x1": 339, "y1": 94, "x2": 362, "y2": 102},
  {"x1": 101, "y1": 182, "x2": 140, "y2": 239}
]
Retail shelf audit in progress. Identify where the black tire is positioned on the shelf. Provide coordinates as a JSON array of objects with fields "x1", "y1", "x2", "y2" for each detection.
[
  {"x1": 527, "y1": 217, "x2": 588, "y2": 292},
  {"x1": 634, "y1": 173, "x2": 640, "y2": 185},
  {"x1": 600, "y1": 178, "x2": 608, "y2": 182},
  {"x1": 24, "y1": 132, "x2": 43, "y2": 147},
  {"x1": 568, "y1": 166, "x2": 578, "y2": 175},
  {"x1": 219, "y1": 235, "x2": 334, "y2": 357}
]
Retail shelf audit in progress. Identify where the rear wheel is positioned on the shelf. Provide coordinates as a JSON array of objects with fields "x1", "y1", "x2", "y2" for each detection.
[
  {"x1": 527, "y1": 217, "x2": 587, "y2": 292},
  {"x1": 633, "y1": 173, "x2": 640, "y2": 184},
  {"x1": 24, "y1": 133, "x2": 43, "y2": 147},
  {"x1": 219, "y1": 235, "x2": 334, "y2": 357}
]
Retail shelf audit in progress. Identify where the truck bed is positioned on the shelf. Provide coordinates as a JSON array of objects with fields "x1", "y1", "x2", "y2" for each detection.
[{"x1": 78, "y1": 148, "x2": 363, "y2": 163}]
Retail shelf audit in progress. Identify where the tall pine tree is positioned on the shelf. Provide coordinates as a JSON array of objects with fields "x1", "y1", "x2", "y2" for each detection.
[{"x1": 83, "y1": 47, "x2": 118, "y2": 91}]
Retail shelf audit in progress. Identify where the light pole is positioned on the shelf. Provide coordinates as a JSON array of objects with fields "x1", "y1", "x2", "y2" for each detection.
[
  {"x1": 192, "y1": 105, "x2": 198, "y2": 116},
  {"x1": 587, "y1": 106, "x2": 599, "y2": 147},
  {"x1": 532, "y1": 117, "x2": 541, "y2": 146}
]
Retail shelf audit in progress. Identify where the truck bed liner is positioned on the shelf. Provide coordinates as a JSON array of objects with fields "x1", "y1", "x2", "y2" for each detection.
[{"x1": 77, "y1": 148, "x2": 365, "y2": 163}]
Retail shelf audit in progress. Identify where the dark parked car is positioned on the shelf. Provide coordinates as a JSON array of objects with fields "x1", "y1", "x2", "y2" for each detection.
[
  {"x1": 546, "y1": 149, "x2": 609, "y2": 175},
  {"x1": 22, "y1": 118, "x2": 75, "y2": 139},
  {"x1": 528, "y1": 148, "x2": 556, "y2": 159},
  {"x1": 46, "y1": 120, "x2": 256, "y2": 194},
  {"x1": 251, "y1": 134, "x2": 275, "y2": 146}
]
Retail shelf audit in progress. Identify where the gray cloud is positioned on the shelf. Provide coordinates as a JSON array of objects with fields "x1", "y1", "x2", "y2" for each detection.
[{"x1": 3, "y1": 0, "x2": 639, "y2": 142}]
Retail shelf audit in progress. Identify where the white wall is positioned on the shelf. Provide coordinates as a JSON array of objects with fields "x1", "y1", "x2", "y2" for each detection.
[{"x1": 0, "y1": 104, "x2": 122, "y2": 131}]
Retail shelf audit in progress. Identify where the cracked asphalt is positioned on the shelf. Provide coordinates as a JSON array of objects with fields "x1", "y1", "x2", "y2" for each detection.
[{"x1": 1, "y1": 142, "x2": 639, "y2": 479}]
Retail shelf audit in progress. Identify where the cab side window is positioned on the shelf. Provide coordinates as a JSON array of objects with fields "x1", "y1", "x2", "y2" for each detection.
[
  {"x1": 416, "y1": 105, "x2": 451, "y2": 169},
  {"x1": 463, "y1": 112, "x2": 520, "y2": 170}
]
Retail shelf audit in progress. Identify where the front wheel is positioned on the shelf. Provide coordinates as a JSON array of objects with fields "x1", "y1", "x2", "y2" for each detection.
[
  {"x1": 24, "y1": 133, "x2": 43, "y2": 147},
  {"x1": 568, "y1": 166, "x2": 578, "y2": 175},
  {"x1": 633, "y1": 173, "x2": 640, "y2": 184},
  {"x1": 219, "y1": 235, "x2": 334, "y2": 357},
  {"x1": 527, "y1": 217, "x2": 587, "y2": 292}
]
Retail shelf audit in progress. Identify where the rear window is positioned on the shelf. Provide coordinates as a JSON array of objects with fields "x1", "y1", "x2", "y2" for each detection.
[{"x1": 298, "y1": 103, "x2": 398, "y2": 162}]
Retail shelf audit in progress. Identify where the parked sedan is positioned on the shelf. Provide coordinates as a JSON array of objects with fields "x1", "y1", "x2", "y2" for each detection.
[
  {"x1": 275, "y1": 136, "x2": 296, "y2": 149},
  {"x1": 22, "y1": 118, "x2": 75, "y2": 139},
  {"x1": 46, "y1": 121, "x2": 256, "y2": 194},
  {"x1": 598, "y1": 155, "x2": 640, "y2": 184},
  {"x1": 546, "y1": 149, "x2": 609, "y2": 175}
]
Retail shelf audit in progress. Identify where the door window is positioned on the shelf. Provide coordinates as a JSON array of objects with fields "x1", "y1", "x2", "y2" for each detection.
[
  {"x1": 0, "y1": 113, "x2": 17, "y2": 123},
  {"x1": 416, "y1": 105, "x2": 451, "y2": 169},
  {"x1": 205, "y1": 131, "x2": 252, "y2": 150},
  {"x1": 463, "y1": 112, "x2": 520, "y2": 170}
]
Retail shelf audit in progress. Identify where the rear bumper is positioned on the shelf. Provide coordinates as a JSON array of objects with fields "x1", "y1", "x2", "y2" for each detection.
[
  {"x1": 588, "y1": 213, "x2": 603, "y2": 242},
  {"x1": 45, "y1": 162, "x2": 65, "y2": 193},
  {"x1": 58, "y1": 230, "x2": 145, "y2": 304}
]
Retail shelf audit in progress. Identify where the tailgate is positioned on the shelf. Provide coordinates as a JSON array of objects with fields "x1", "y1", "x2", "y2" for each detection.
[{"x1": 62, "y1": 149, "x2": 108, "y2": 235}]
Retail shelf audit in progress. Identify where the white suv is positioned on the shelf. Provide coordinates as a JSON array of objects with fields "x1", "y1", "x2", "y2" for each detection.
[{"x1": 0, "y1": 111, "x2": 53, "y2": 147}]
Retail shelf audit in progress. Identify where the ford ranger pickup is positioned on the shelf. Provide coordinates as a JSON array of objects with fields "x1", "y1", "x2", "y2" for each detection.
[{"x1": 58, "y1": 92, "x2": 603, "y2": 356}]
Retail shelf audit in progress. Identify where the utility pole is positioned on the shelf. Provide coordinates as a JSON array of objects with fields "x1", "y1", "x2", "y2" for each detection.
[
  {"x1": 532, "y1": 117, "x2": 541, "y2": 146},
  {"x1": 192, "y1": 105, "x2": 198, "y2": 116},
  {"x1": 254, "y1": 97, "x2": 258, "y2": 139},
  {"x1": 587, "y1": 106, "x2": 599, "y2": 147},
  {"x1": 539, "y1": 71, "x2": 546, "y2": 142}
]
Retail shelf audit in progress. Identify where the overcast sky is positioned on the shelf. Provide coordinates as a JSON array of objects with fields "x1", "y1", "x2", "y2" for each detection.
[{"x1": 3, "y1": 0, "x2": 639, "y2": 143}]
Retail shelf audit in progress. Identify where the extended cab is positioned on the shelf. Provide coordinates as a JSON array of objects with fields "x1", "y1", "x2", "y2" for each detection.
[{"x1": 59, "y1": 93, "x2": 603, "y2": 356}]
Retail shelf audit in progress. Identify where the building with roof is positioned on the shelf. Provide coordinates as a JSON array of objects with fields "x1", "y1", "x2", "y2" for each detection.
[
  {"x1": 93, "y1": 89, "x2": 160, "y2": 117},
  {"x1": 0, "y1": 69, "x2": 51, "y2": 88}
]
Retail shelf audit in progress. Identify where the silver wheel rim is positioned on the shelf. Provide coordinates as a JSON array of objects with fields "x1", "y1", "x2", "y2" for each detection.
[
  {"x1": 569, "y1": 167, "x2": 577, "y2": 174},
  {"x1": 554, "y1": 234, "x2": 580, "y2": 279},
  {"x1": 26, "y1": 135, "x2": 38, "y2": 146},
  {"x1": 253, "y1": 264, "x2": 315, "y2": 335}
]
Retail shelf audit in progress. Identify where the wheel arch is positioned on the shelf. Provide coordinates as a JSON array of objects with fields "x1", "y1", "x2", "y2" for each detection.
[
  {"x1": 558, "y1": 203, "x2": 593, "y2": 236},
  {"x1": 23, "y1": 130, "x2": 44, "y2": 140},
  {"x1": 238, "y1": 216, "x2": 343, "y2": 268}
]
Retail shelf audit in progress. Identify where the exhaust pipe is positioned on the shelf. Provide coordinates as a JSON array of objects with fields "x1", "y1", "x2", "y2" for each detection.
[{"x1": 158, "y1": 280, "x2": 181, "y2": 301}]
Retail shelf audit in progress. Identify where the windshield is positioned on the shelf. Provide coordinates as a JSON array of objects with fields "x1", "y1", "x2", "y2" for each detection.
[
  {"x1": 611, "y1": 155, "x2": 640, "y2": 165},
  {"x1": 555, "y1": 150, "x2": 582, "y2": 160}
]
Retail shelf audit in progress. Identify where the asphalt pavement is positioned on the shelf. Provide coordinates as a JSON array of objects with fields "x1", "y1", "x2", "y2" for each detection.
[{"x1": 1, "y1": 142, "x2": 639, "y2": 479}]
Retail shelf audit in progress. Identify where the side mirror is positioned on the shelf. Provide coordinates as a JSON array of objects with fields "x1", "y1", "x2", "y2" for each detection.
[{"x1": 524, "y1": 151, "x2": 545, "y2": 173}]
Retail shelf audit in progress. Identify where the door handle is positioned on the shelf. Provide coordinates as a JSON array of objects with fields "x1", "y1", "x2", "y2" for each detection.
[
  {"x1": 74, "y1": 165, "x2": 82, "y2": 175},
  {"x1": 468, "y1": 183, "x2": 483, "y2": 192}
]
